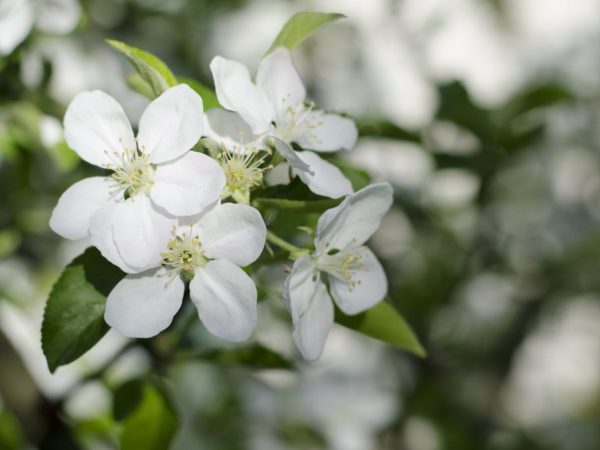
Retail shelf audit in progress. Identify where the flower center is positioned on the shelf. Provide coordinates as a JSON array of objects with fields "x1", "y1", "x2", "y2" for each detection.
[
  {"x1": 315, "y1": 249, "x2": 365, "y2": 290},
  {"x1": 274, "y1": 101, "x2": 321, "y2": 142},
  {"x1": 161, "y1": 229, "x2": 207, "y2": 281},
  {"x1": 218, "y1": 148, "x2": 270, "y2": 204},
  {"x1": 108, "y1": 145, "x2": 155, "y2": 198}
]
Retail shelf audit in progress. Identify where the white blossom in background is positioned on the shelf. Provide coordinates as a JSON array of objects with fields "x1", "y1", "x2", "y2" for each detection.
[
  {"x1": 284, "y1": 183, "x2": 393, "y2": 360},
  {"x1": 49, "y1": 84, "x2": 225, "y2": 273},
  {"x1": 208, "y1": 47, "x2": 358, "y2": 199},
  {"x1": 104, "y1": 203, "x2": 267, "y2": 341},
  {"x1": 39, "y1": 115, "x2": 63, "y2": 148},
  {"x1": 0, "y1": 0, "x2": 81, "y2": 56}
]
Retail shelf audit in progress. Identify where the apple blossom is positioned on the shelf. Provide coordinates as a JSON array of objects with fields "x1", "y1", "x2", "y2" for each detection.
[
  {"x1": 0, "y1": 0, "x2": 81, "y2": 56},
  {"x1": 201, "y1": 110, "x2": 272, "y2": 204},
  {"x1": 49, "y1": 84, "x2": 225, "y2": 273},
  {"x1": 284, "y1": 183, "x2": 393, "y2": 360},
  {"x1": 208, "y1": 48, "x2": 358, "y2": 199},
  {"x1": 104, "y1": 202, "x2": 267, "y2": 341}
]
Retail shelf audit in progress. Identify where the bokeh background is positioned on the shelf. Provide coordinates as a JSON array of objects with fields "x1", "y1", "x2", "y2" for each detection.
[{"x1": 2, "y1": 0, "x2": 600, "y2": 449}]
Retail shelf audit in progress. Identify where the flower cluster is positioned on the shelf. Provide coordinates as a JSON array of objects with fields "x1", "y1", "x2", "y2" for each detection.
[
  {"x1": 50, "y1": 47, "x2": 393, "y2": 360},
  {"x1": 0, "y1": 0, "x2": 81, "y2": 56}
]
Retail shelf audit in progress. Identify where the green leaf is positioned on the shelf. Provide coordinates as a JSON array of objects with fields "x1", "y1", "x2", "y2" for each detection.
[
  {"x1": 266, "y1": 12, "x2": 345, "y2": 54},
  {"x1": 337, "y1": 161, "x2": 371, "y2": 191},
  {"x1": 335, "y1": 301, "x2": 426, "y2": 357},
  {"x1": 120, "y1": 381, "x2": 178, "y2": 450},
  {"x1": 113, "y1": 378, "x2": 145, "y2": 421},
  {"x1": 0, "y1": 408, "x2": 24, "y2": 450},
  {"x1": 41, "y1": 248, "x2": 124, "y2": 372},
  {"x1": 126, "y1": 73, "x2": 155, "y2": 100},
  {"x1": 177, "y1": 77, "x2": 220, "y2": 110},
  {"x1": 500, "y1": 83, "x2": 575, "y2": 118},
  {"x1": 356, "y1": 118, "x2": 421, "y2": 143},
  {"x1": 200, "y1": 343, "x2": 293, "y2": 369},
  {"x1": 107, "y1": 40, "x2": 177, "y2": 98},
  {"x1": 437, "y1": 81, "x2": 495, "y2": 145},
  {"x1": 253, "y1": 176, "x2": 343, "y2": 212},
  {"x1": 253, "y1": 197, "x2": 341, "y2": 213}
]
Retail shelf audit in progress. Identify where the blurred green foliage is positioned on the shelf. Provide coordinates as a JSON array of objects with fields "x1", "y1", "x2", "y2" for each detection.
[{"x1": 1, "y1": 1, "x2": 600, "y2": 450}]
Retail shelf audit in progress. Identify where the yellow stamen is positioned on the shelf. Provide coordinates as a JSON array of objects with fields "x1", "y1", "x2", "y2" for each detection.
[
  {"x1": 218, "y1": 146, "x2": 271, "y2": 204},
  {"x1": 108, "y1": 142, "x2": 155, "y2": 197}
]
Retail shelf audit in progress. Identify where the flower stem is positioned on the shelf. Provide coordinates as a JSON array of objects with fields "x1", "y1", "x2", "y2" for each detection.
[{"x1": 266, "y1": 230, "x2": 300, "y2": 254}]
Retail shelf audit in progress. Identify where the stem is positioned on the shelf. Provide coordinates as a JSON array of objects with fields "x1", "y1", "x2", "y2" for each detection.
[{"x1": 266, "y1": 230, "x2": 300, "y2": 254}]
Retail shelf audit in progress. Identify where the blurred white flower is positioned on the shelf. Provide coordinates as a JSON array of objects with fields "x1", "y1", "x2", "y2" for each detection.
[
  {"x1": 20, "y1": 37, "x2": 146, "y2": 116},
  {"x1": 208, "y1": 47, "x2": 357, "y2": 198},
  {"x1": 284, "y1": 183, "x2": 393, "y2": 360},
  {"x1": 104, "y1": 203, "x2": 266, "y2": 341},
  {"x1": 39, "y1": 114, "x2": 63, "y2": 148},
  {"x1": 49, "y1": 85, "x2": 225, "y2": 273},
  {"x1": 502, "y1": 297, "x2": 600, "y2": 426},
  {"x1": 0, "y1": 0, "x2": 80, "y2": 56},
  {"x1": 302, "y1": 377, "x2": 398, "y2": 450}
]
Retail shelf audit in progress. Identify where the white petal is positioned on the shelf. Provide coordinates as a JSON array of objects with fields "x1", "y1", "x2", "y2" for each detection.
[
  {"x1": 205, "y1": 109, "x2": 254, "y2": 152},
  {"x1": 190, "y1": 260, "x2": 257, "y2": 342},
  {"x1": 296, "y1": 112, "x2": 358, "y2": 152},
  {"x1": 197, "y1": 203, "x2": 266, "y2": 266},
  {"x1": 105, "y1": 268, "x2": 184, "y2": 338},
  {"x1": 210, "y1": 56, "x2": 273, "y2": 135},
  {"x1": 292, "y1": 151, "x2": 353, "y2": 199},
  {"x1": 0, "y1": 0, "x2": 34, "y2": 55},
  {"x1": 89, "y1": 202, "x2": 138, "y2": 273},
  {"x1": 151, "y1": 151, "x2": 225, "y2": 216},
  {"x1": 63, "y1": 90, "x2": 135, "y2": 167},
  {"x1": 282, "y1": 254, "x2": 314, "y2": 318},
  {"x1": 256, "y1": 47, "x2": 305, "y2": 117},
  {"x1": 327, "y1": 247, "x2": 388, "y2": 315},
  {"x1": 34, "y1": 0, "x2": 81, "y2": 34},
  {"x1": 137, "y1": 84, "x2": 205, "y2": 164},
  {"x1": 264, "y1": 161, "x2": 291, "y2": 186},
  {"x1": 269, "y1": 137, "x2": 311, "y2": 173},
  {"x1": 112, "y1": 195, "x2": 175, "y2": 271},
  {"x1": 49, "y1": 176, "x2": 113, "y2": 240},
  {"x1": 315, "y1": 183, "x2": 393, "y2": 252},
  {"x1": 284, "y1": 254, "x2": 333, "y2": 361}
]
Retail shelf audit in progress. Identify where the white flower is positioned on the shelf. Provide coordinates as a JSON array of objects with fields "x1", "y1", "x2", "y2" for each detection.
[
  {"x1": 0, "y1": 0, "x2": 81, "y2": 56},
  {"x1": 49, "y1": 84, "x2": 225, "y2": 273},
  {"x1": 104, "y1": 202, "x2": 267, "y2": 341},
  {"x1": 208, "y1": 47, "x2": 358, "y2": 199},
  {"x1": 284, "y1": 183, "x2": 393, "y2": 360},
  {"x1": 201, "y1": 110, "x2": 272, "y2": 204}
]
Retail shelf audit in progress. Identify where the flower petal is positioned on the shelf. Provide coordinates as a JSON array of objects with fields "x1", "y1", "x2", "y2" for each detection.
[
  {"x1": 205, "y1": 109, "x2": 255, "y2": 152},
  {"x1": 256, "y1": 47, "x2": 305, "y2": 117},
  {"x1": 112, "y1": 195, "x2": 175, "y2": 272},
  {"x1": 0, "y1": 0, "x2": 34, "y2": 56},
  {"x1": 34, "y1": 0, "x2": 81, "y2": 34},
  {"x1": 190, "y1": 260, "x2": 257, "y2": 342},
  {"x1": 89, "y1": 202, "x2": 138, "y2": 273},
  {"x1": 284, "y1": 254, "x2": 333, "y2": 361},
  {"x1": 327, "y1": 246, "x2": 387, "y2": 315},
  {"x1": 137, "y1": 84, "x2": 205, "y2": 164},
  {"x1": 49, "y1": 177, "x2": 114, "y2": 240},
  {"x1": 105, "y1": 268, "x2": 184, "y2": 338},
  {"x1": 63, "y1": 90, "x2": 135, "y2": 167},
  {"x1": 292, "y1": 151, "x2": 353, "y2": 199},
  {"x1": 315, "y1": 182, "x2": 393, "y2": 252},
  {"x1": 269, "y1": 137, "x2": 311, "y2": 173},
  {"x1": 151, "y1": 151, "x2": 225, "y2": 216},
  {"x1": 197, "y1": 203, "x2": 266, "y2": 266},
  {"x1": 210, "y1": 56, "x2": 273, "y2": 135},
  {"x1": 296, "y1": 112, "x2": 358, "y2": 152}
]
